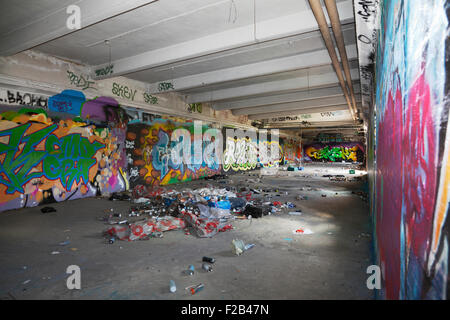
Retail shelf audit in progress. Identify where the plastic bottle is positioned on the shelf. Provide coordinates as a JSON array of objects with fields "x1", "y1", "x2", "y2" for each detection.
[
  {"x1": 169, "y1": 280, "x2": 176, "y2": 293},
  {"x1": 244, "y1": 243, "x2": 255, "y2": 250}
]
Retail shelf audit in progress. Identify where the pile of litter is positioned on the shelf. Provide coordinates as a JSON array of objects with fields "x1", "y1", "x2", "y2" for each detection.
[{"x1": 102, "y1": 182, "x2": 301, "y2": 241}]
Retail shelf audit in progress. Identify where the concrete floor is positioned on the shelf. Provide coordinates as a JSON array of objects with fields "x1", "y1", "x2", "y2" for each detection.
[{"x1": 0, "y1": 164, "x2": 373, "y2": 300}]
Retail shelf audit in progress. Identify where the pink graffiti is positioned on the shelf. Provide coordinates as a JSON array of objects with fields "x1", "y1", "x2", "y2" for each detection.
[{"x1": 377, "y1": 69, "x2": 439, "y2": 299}]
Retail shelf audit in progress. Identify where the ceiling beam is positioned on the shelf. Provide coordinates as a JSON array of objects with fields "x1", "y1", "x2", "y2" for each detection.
[
  {"x1": 147, "y1": 44, "x2": 357, "y2": 93},
  {"x1": 248, "y1": 104, "x2": 351, "y2": 120},
  {"x1": 91, "y1": 0, "x2": 355, "y2": 79},
  {"x1": 232, "y1": 96, "x2": 348, "y2": 116},
  {"x1": 186, "y1": 68, "x2": 360, "y2": 103},
  {"x1": 0, "y1": 0, "x2": 158, "y2": 57},
  {"x1": 213, "y1": 83, "x2": 360, "y2": 110},
  {"x1": 263, "y1": 120, "x2": 357, "y2": 129}
]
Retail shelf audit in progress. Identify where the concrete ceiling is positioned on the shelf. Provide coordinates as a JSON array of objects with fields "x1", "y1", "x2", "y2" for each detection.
[{"x1": 0, "y1": 0, "x2": 362, "y2": 129}]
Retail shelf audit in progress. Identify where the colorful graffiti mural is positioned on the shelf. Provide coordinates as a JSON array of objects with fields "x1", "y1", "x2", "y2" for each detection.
[
  {"x1": 304, "y1": 143, "x2": 364, "y2": 163},
  {"x1": 282, "y1": 139, "x2": 302, "y2": 164},
  {"x1": 222, "y1": 129, "x2": 284, "y2": 171},
  {"x1": 0, "y1": 94, "x2": 128, "y2": 212},
  {"x1": 372, "y1": 0, "x2": 449, "y2": 299},
  {"x1": 258, "y1": 140, "x2": 283, "y2": 168},
  {"x1": 125, "y1": 120, "x2": 222, "y2": 187},
  {"x1": 223, "y1": 136, "x2": 258, "y2": 172}
]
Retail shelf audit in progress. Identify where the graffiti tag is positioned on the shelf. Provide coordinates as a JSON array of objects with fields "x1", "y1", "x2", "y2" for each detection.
[
  {"x1": 67, "y1": 71, "x2": 96, "y2": 90},
  {"x1": 112, "y1": 82, "x2": 137, "y2": 101}
]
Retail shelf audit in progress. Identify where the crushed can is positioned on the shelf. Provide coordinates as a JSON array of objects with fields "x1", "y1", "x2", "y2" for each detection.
[{"x1": 189, "y1": 283, "x2": 204, "y2": 295}]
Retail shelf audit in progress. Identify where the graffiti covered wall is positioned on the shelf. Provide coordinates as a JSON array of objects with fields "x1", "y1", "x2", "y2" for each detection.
[
  {"x1": 125, "y1": 120, "x2": 222, "y2": 188},
  {"x1": 0, "y1": 103, "x2": 128, "y2": 212},
  {"x1": 303, "y1": 142, "x2": 365, "y2": 163},
  {"x1": 221, "y1": 128, "x2": 288, "y2": 171},
  {"x1": 372, "y1": 0, "x2": 450, "y2": 299}
]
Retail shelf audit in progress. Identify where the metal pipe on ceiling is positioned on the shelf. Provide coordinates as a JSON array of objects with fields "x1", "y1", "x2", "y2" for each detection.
[
  {"x1": 323, "y1": 0, "x2": 358, "y2": 118},
  {"x1": 307, "y1": 0, "x2": 357, "y2": 121}
]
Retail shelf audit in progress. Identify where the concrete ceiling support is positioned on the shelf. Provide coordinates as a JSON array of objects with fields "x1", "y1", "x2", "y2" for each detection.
[
  {"x1": 308, "y1": 0, "x2": 356, "y2": 120},
  {"x1": 212, "y1": 82, "x2": 360, "y2": 110},
  {"x1": 232, "y1": 96, "x2": 347, "y2": 115},
  {"x1": 147, "y1": 44, "x2": 357, "y2": 93},
  {"x1": 0, "y1": 0, "x2": 158, "y2": 57},
  {"x1": 185, "y1": 68, "x2": 360, "y2": 103},
  {"x1": 247, "y1": 104, "x2": 351, "y2": 120},
  {"x1": 264, "y1": 120, "x2": 357, "y2": 129},
  {"x1": 91, "y1": 0, "x2": 355, "y2": 79}
]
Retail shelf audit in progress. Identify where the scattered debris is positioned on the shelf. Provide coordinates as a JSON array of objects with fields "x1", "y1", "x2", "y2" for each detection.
[
  {"x1": 202, "y1": 262, "x2": 213, "y2": 272},
  {"x1": 41, "y1": 206, "x2": 56, "y2": 213},
  {"x1": 186, "y1": 283, "x2": 204, "y2": 295},
  {"x1": 186, "y1": 265, "x2": 195, "y2": 276},
  {"x1": 288, "y1": 211, "x2": 302, "y2": 216},
  {"x1": 109, "y1": 192, "x2": 131, "y2": 201},
  {"x1": 293, "y1": 227, "x2": 314, "y2": 235},
  {"x1": 169, "y1": 280, "x2": 177, "y2": 293},
  {"x1": 231, "y1": 239, "x2": 255, "y2": 255},
  {"x1": 202, "y1": 256, "x2": 215, "y2": 263}
]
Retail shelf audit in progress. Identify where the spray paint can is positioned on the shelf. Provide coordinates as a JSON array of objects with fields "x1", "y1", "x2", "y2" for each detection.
[
  {"x1": 202, "y1": 262, "x2": 213, "y2": 272},
  {"x1": 189, "y1": 283, "x2": 204, "y2": 295},
  {"x1": 187, "y1": 264, "x2": 195, "y2": 275}
]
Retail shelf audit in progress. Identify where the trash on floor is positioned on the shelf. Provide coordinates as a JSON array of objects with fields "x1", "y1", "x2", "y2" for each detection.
[
  {"x1": 109, "y1": 192, "x2": 131, "y2": 201},
  {"x1": 41, "y1": 206, "x2": 56, "y2": 213},
  {"x1": 231, "y1": 239, "x2": 255, "y2": 255},
  {"x1": 186, "y1": 283, "x2": 204, "y2": 295},
  {"x1": 169, "y1": 280, "x2": 177, "y2": 293},
  {"x1": 105, "y1": 216, "x2": 185, "y2": 241},
  {"x1": 202, "y1": 262, "x2": 213, "y2": 272},
  {"x1": 292, "y1": 227, "x2": 314, "y2": 235},
  {"x1": 202, "y1": 256, "x2": 215, "y2": 263}
]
